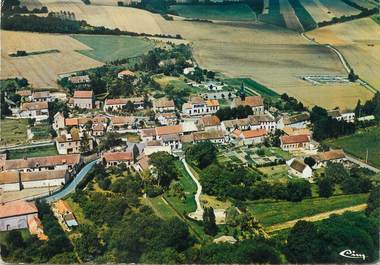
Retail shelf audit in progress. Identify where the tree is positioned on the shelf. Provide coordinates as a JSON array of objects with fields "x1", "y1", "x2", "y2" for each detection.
[
  {"x1": 149, "y1": 151, "x2": 178, "y2": 188},
  {"x1": 0, "y1": 92, "x2": 12, "y2": 118},
  {"x1": 203, "y1": 207, "x2": 217, "y2": 235},
  {"x1": 287, "y1": 220, "x2": 318, "y2": 263},
  {"x1": 286, "y1": 180, "x2": 311, "y2": 202},
  {"x1": 348, "y1": 69, "x2": 359, "y2": 82},
  {"x1": 366, "y1": 186, "x2": 380, "y2": 216},
  {"x1": 304, "y1": 156, "x2": 316, "y2": 168},
  {"x1": 317, "y1": 176, "x2": 334, "y2": 198},
  {"x1": 325, "y1": 162, "x2": 349, "y2": 183},
  {"x1": 80, "y1": 132, "x2": 91, "y2": 154},
  {"x1": 124, "y1": 101, "x2": 135, "y2": 113},
  {"x1": 5, "y1": 230, "x2": 24, "y2": 251},
  {"x1": 310, "y1": 105, "x2": 328, "y2": 123},
  {"x1": 73, "y1": 225, "x2": 103, "y2": 262},
  {"x1": 185, "y1": 141, "x2": 216, "y2": 169},
  {"x1": 235, "y1": 211, "x2": 267, "y2": 240}
]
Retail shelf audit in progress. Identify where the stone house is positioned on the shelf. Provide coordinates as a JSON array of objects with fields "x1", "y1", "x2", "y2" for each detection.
[{"x1": 72, "y1": 90, "x2": 94, "y2": 109}]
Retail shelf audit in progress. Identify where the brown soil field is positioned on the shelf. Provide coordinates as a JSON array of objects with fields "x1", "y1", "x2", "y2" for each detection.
[
  {"x1": 279, "y1": 0, "x2": 304, "y2": 31},
  {"x1": 307, "y1": 18, "x2": 380, "y2": 91},
  {"x1": 1, "y1": 30, "x2": 103, "y2": 88}
]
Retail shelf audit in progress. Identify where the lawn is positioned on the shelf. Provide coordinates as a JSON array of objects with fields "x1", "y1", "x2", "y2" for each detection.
[
  {"x1": 324, "y1": 126, "x2": 380, "y2": 168},
  {"x1": 224, "y1": 77, "x2": 279, "y2": 98},
  {"x1": 7, "y1": 145, "x2": 58, "y2": 159},
  {"x1": 143, "y1": 196, "x2": 178, "y2": 220},
  {"x1": 258, "y1": 164, "x2": 289, "y2": 182},
  {"x1": 169, "y1": 4, "x2": 256, "y2": 21},
  {"x1": 0, "y1": 118, "x2": 28, "y2": 146},
  {"x1": 245, "y1": 193, "x2": 369, "y2": 227},
  {"x1": 72, "y1": 34, "x2": 154, "y2": 62}
]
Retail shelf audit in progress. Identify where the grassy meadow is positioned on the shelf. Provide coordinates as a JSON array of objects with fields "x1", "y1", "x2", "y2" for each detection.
[
  {"x1": 7, "y1": 145, "x2": 58, "y2": 159},
  {"x1": 169, "y1": 4, "x2": 256, "y2": 21},
  {"x1": 72, "y1": 34, "x2": 154, "y2": 62},
  {"x1": 0, "y1": 118, "x2": 28, "y2": 146}
]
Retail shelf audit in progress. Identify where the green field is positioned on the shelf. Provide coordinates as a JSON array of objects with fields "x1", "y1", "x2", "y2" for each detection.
[
  {"x1": 258, "y1": 0, "x2": 287, "y2": 28},
  {"x1": 288, "y1": 0, "x2": 317, "y2": 31},
  {"x1": 246, "y1": 193, "x2": 368, "y2": 226},
  {"x1": 324, "y1": 126, "x2": 380, "y2": 168},
  {"x1": 72, "y1": 34, "x2": 154, "y2": 62},
  {"x1": 169, "y1": 4, "x2": 256, "y2": 21},
  {"x1": 224, "y1": 77, "x2": 279, "y2": 98},
  {"x1": 7, "y1": 145, "x2": 58, "y2": 159},
  {"x1": 372, "y1": 15, "x2": 380, "y2": 25},
  {"x1": 0, "y1": 118, "x2": 28, "y2": 146}
]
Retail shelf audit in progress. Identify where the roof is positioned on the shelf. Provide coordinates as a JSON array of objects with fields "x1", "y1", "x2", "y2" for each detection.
[
  {"x1": 193, "y1": 130, "x2": 224, "y2": 141},
  {"x1": 103, "y1": 151, "x2": 133, "y2": 162},
  {"x1": 92, "y1": 123, "x2": 105, "y2": 131},
  {"x1": 289, "y1": 159, "x2": 307, "y2": 173},
  {"x1": 281, "y1": 134, "x2": 310, "y2": 145},
  {"x1": 137, "y1": 154, "x2": 150, "y2": 171},
  {"x1": 180, "y1": 134, "x2": 194, "y2": 143},
  {"x1": 118, "y1": 69, "x2": 135, "y2": 76},
  {"x1": 54, "y1": 200, "x2": 72, "y2": 215},
  {"x1": 311, "y1": 150, "x2": 345, "y2": 162},
  {"x1": 0, "y1": 200, "x2": 38, "y2": 219},
  {"x1": 223, "y1": 117, "x2": 251, "y2": 128},
  {"x1": 111, "y1": 116, "x2": 135, "y2": 125},
  {"x1": 16, "y1": 90, "x2": 31, "y2": 97},
  {"x1": 189, "y1": 96, "x2": 205, "y2": 105},
  {"x1": 181, "y1": 121, "x2": 198, "y2": 133},
  {"x1": 206, "y1": 99, "x2": 219, "y2": 107},
  {"x1": 105, "y1": 97, "x2": 144, "y2": 105},
  {"x1": 156, "y1": 125, "x2": 182, "y2": 136},
  {"x1": 4, "y1": 154, "x2": 80, "y2": 171},
  {"x1": 283, "y1": 113, "x2": 310, "y2": 125},
  {"x1": 21, "y1": 170, "x2": 66, "y2": 182},
  {"x1": 65, "y1": 118, "x2": 79, "y2": 126},
  {"x1": 56, "y1": 131, "x2": 80, "y2": 143},
  {"x1": 153, "y1": 97, "x2": 175, "y2": 109},
  {"x1": 283, "y1": 127, "x2": 311, "y2": 136},
  {"x1": 161, "y1": 134, "x2": 180, "y2": 142},
  {"x1": 328, "y1": 109, "x2": 341, "y2": 118},
  {"x1": 32, "y1": 91, "x2": 49, "y2": 98},
  {"x1": 0, "y1": 171, "x2": 19, "y2": 185},
  {"x1": 241, "y1": 129, "x2": 267, "y2": 139},
  {"x1": 234, "y1": 96, "x2": 263, "y2": 107},
  {"x1": 141, "y1": 128, "x2": 157, "y2": 137},
  {"x1": 250, "y1": 114, "x2": 275, "y2": 123},
  {"x1": 73, "y1": 90, "x2": 93, "y2": 98},
  {"x1": 198, "y1": 115, "x2": 221, "y2": 127},
  {"x1": 68, "y1": 75, "x2": 90, "y2": 84},
  {"x1": 157, "y1": 112, "x2": 177, "y2": 119},
  {"x1": 21, "y1": 101, "x2": 48, "y2": 111}
]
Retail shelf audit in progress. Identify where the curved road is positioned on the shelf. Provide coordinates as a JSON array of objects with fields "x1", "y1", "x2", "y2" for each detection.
[{"x1": 43, "y1": 159, "x2": 99, "y2": 203}]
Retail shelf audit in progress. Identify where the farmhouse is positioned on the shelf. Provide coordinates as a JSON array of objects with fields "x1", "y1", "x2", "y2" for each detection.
[
  {"x1": 141, "y1": 128, "x2": 157, "y2": 142},
  {"x1": 1, "y1": 154, "x2": 80, "y2": 173},
  {"x1": 283, "y1": 127, "x2": 311, "y2": 136},
  {"x1": 72, "y1": 90, "x2": 94, "y2": 109},
  {"x1": 232, "y1": 96, "x2": 264, "y2": 115},
  {"x1": 152, "y1": 97, "x2": 176, "y2": 113},
  {"x1": 0, "y1": 170, "x2": 68, "y2": 192},
  {"x1": 31, "y1": 91, "x2": 51, "y2": 102},
  {"x1": 161, "y1": 134, "x2": 182, "y2": 150},
  {"x1": 280, "y1": 134, "x2": 311, "y2": 151},
  {"x1": 68, "y1": 75, "x2": 91, "y2": 87},
  {"x1": 182, "y1": 96, "x2": 219, "y2": 116},
  {"x1": 286, "y1": 158, "x2": 313, "y2": 179},
  {"x1": 0, "y1": 200, "x2": 38, "y2": 232},
  {"x1": 197, "y1": 115, "x2": 221, "y2": 131},
  {"x1": 53, "y1": 112, "x2": 65, "y2": 132},
  {"x1": 192, "y1": 130, "x2": 225, "y2": 144},
  {"x1": 250, "y1": 114, "x2": 277, "y2": 132},
  {"x1": 110, "y1": 116, "x2": 136, "y2": 131},
  {"x1": 56, "y1": 130, "x2": 93, "y2": 154},
  {"x1": 102, "y1": 151, "x2": 134, "y2": 167},
  {"x1": 117, "y1": 69, "x2": 136, "y2": 79},
  {"x1": 104, "y1": 97, "x2": 145, "y2": 111},
  {"x1": 221, "y1": 117, "x2": 252, "y2": 132},
  {"x1": 328, "y1": 109, "x2": 355, "y2": 123},
  {"x1": 19, "y1": 101, "x2": 49, "y2": 120},
  {"x1": 278, "y1": 113, "x2": 310, "y2": 129},
  {"x1": 231, "y1": 129, "x2": 266, "y2": 145},
  {"x1": 155, "y1": 124, "x2": 183, "y2": 140},
  {"x1": 311, "y1": 150, "x2": 347, "y2": 168}
]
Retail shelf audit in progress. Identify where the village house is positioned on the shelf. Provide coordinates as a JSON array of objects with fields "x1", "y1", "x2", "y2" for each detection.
[
  {"x1": 141, "y1": 128, "x2": 157, "y2": 142},
  {"x1": 156, "y1": 112, "x2": 177, "y2": 126},
  {"x1": 280, "y1": 134, "x2": 311, "y2": 151},
  {"x1": 231, "y1": 129, "x2": 267, "y2": 146},
  {"x1": 117, "y1": 69, "x2": 136, "y2": 79},
  {"x1": 250, "y1": 114, "x2": 277, "y2": 132},
  {"x1": 277, "y1": 112, "x2": 310, "y2": 129},
  {"x1": 286, "y1": 158, "x2": 313, "y2": 179},
  {"x1": 53, "y1": 200, "x2": 78, "y2": 230},
  {"x1": 104, "y1": 97, "x2": 145, "y2": 111},
  {"x1": 53, "y1": 112, "x2": 65, "y2": 133},
  {"x1": 19, "y1": 101, "x2": 49, "y2": 121},
  {"x1": 282, "y1": 127, "x2": 311, "y2": 136},
  {"x1": 328, "y1": 109, "x2": 355, "y2": 123},
  {"x1": 197, "y1": 115, "x2": 221, "y2": 131},
  {"x1": 232, "y1": 95, "x2": 264, "y2": 115},
  {"x1": 72, "y1": 90, "x2": 94, "y2": 109},
  {"x1": 311, "y1": 149, "x2": 347, "y2": 169},
  {"x1": 56, "y1": 129, "x2": 93, "y2": 154},
  {"x1": 109, "y1": 116, "x2": 136, "y2": 131},
  {"x1": 181, "y1": 121, "x2": 199, "y2": 135},
  {"x1": 31, "y1": 91, "x2": 51, "y2": 102},
  {"x1": 182, "y1": 96, "x2": 219, "y2": 116},
  {"x1": 161, "y1": 134, "x2": 182, "y2": 150},
  {"x1": 68, "y1": 75, "x2": 91, "y2": 88},
  {"x1": 0, "y1": 169, "x2": 68, "y2": 192},
  {"x1": 102, "y1": 151, "x2": 135, "y2": 167},
  {"x1": 192, "y1": 130, "x2": 226, "y2": 144},
  {"x1": 16, "y1": 90, "x2": 32, "y2": 101},
  {"x1": 1, "y1": 154, "x2": 81, "y2": 173},
  {"x1": 0, "y1": 200, "x2": 38, "y2": 231},
  {"x1": 155, "y1": 124, "x2": 183, "y2": 140},
  {"x1": 152, "y1": 97, "x2": 176, "y2": 113},
  {"x1": 64, "y1": 116, "x2": 108, "y2": 133},
  {"x1": 221, "y1": 117, "x2": 252, "y2": 133}
]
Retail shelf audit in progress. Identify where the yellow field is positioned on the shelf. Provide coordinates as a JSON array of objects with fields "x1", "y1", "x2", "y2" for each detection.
[
  {"x1": 1, "y1": 30, "x2": 103, "y2": 88},
  {"x1": 307, "y1": 18, "x2": 380, "y2": 91}
]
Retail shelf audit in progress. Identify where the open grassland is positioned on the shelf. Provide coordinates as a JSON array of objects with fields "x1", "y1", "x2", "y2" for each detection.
[
  {"x1": 324, "y1": 126, "x2": 380, "y2": 168},
  {"x1": 7, "y1": 145, "x2": 58, "y2": 159},
  {"x1": 307, "y1": 18, "x2": 380, "y2": 91},
  {"x1": 72, "y1": 34, "x2": 154, "y2": 62},
  {"x1": 1, "y1": 30, "x2": 103, "y2": 88},
  {"x1": 0, "y1": 118, "x2": 28, "y2": 146},
  {"x1": 246, "y1": 193, "x2": 368, "y2": 227},
  {"x1": 169, "y1": 4, "x2": 256, "y2": 21}
]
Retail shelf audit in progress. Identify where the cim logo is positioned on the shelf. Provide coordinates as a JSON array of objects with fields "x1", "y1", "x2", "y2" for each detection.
[{"x1": 339, "y1": 249, "x2": 366, "y2": 260}]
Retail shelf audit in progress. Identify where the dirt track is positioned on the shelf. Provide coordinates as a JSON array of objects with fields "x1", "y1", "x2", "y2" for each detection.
[{"x1": 267, "y1": 203, "x2": 367, "y2": 232}]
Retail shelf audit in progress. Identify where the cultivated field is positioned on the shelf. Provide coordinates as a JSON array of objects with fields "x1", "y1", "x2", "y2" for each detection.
[
  {"x1": 1, "y1": 30, "x2": 103, "y2": 88},
  {"x1": 307, "y1": 18, "x2": 380, "y2": 91},
  {"x1": 169, "y1": 4, "x2": 256, "y2": 21},
  {"x1": 318, "y1": 0, "x2": 360, "y2": 17},
  {"x1": 72, "y1": 34, "x2": 154, "y2": 62},
  {"x1": 279, "y1": 0, "x2": 304, "y2": 31}
]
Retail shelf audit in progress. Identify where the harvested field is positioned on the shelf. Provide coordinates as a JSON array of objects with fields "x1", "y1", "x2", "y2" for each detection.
[
  {"x1": 318, "y1": 0, "x2": 361, "y2": 17},
  {"x1": 1, "y1": 30, "x2": 103, "y2": 88},
  {"x1": 307, "y1": 18, "x2": 380, "y2": 91}
]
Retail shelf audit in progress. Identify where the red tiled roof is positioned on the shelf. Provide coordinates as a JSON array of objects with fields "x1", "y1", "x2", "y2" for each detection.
[
  {"x1": 153, "y1": 97, "x2": 175, "y2": 108},
  {"x1": 111, "y1": 116, "x2": 135, "y2": 125},
  {"x1": 281, "y1": 134, "x2": 310, "y2": 145},
  {"x1": 155, "y1": 125, "x2": 182, "y2": 136},
  {"x1": 103, "y1": 151, "x2": 133, "y2": 162},
  {"x1": 312, "y1": 150, "x2": 346, "y2": 162},
  {"x1": 206, "y1": 99, "x2": 219, "y2": 107},
  {"x1": 241, "y1": 129, "x2": 266, "y2": 138},
  {"x1": 0, "y1": 200, "x2": 38, "y2": 219},
  {"x1": 73, "y1": 90, "x2": 93, "y2": 98},
  {"x1": 65, "y1": 118, "x2": 79, "y2": 126},
  {"x1": 4, "y1": 154, "x2": 80, "y2": 170},
  {"x1": 234, "y1": 96, "x2": 263, "y2": 107},
  {"x1": 21, "y1": 102, "x2": 48, "y2": 111},
  {"x1": 118, "y1": 70, "x2": 135, "y2": 76},
  {"x1": 105, "y1": 97, "x2": 144, "y2": 105},
  {"x1": 198, "y1": 115, "x2": 220, "y2": 127}
]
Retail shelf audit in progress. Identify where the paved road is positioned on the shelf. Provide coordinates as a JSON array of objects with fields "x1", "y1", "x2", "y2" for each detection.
[
  {"x1": 43, "y1": 159, "x2": 99, "y2": 203},
  {"x1": 346, "y1": 155, "x2": 380, "y2": 173},
  {"x1": 182, "y1": 159, "x2": 204, "y2": 220}
]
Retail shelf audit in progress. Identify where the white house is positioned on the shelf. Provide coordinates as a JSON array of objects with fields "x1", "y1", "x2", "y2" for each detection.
[
  {"x1": 102, "y1": 151, "x2": 135, "y2": 167},
  {"x1": 31, "y1": 91, "x2": 51, "y2": 102},
  {"x1": 19, "y1": 102, "x2": 49, "y2": 121},
  {"x1": 231, "y1": 129, "x2": 266, "y2": 145},
  {"x1": 277, "y1": 113, "x2": 310, "y2": 129},
  {"x1": 156, "y1": 112, "x2": 177, "y2": 126},
  {"x1": 53, "y1": 112, "x2": 65, "y2": 133},
  {"x1": 0, "y1": 200, "x2": 38, "y2": 232},
  {"x1": 286, "y1": 158, "x2": 313, "y2": 179},
  {"x1": 72, "y1": 90, "x2": 94, "y2": 109},
  {"x1": 249, "y1": 114, "x2": 277, "y2": 132},
  {"x1": 311, "y1": 150, "x2": 347, "y2": 169},
  {"x1": 328, "y1": 109, "x2": 355, "y2": 123},
  {"x1": 55, "y1": 129, "x2": 93, "y2": 155},
  {"x1": 104, "y1": 97, "x2": 144, "y2": 111},
  {"x1": 280, "y1": 134, "x2": 311, "y2": 151},
  {"x1": 182, "y1": 96, "x2": 219, "y2": 116},
  {"x1": 109, "y1": 116, "x2": 136, "y2": 131},
  {"x1": 192, "y1": 130, "x2": 226, "y2": 144}
]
